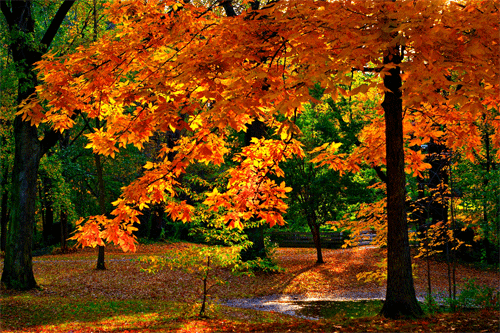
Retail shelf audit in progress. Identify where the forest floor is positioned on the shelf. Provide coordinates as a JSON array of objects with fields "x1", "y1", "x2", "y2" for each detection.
[{"x1": 1, "y1": 242, "x2": 499, "y2": 332}]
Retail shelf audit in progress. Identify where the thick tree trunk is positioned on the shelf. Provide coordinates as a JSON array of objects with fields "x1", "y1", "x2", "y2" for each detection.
[
  {"x1": 2, "y1": 118, "x2": 41, "y2": 290},
  {"x1": 0, "y1": 163, "x2": 9, "y2": 252},
  {"x1": 379, "y1": 43, "x2": 423, "y2": 318},
  {"x1": 0, "y1": 0, "x2": 75, "y2": 290},
  {"x1": 0, "y1": 192, "x2": 8, "y2": 253}
]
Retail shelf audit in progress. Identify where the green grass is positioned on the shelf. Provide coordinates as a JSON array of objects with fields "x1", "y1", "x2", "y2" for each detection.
[
  {"x1": 0, "y1": 295, "x2": 296, "y2": 332},
  {"x1": 295, "y1": 300, "x2": 384, "y2": 319},
  {"x1": 3, "y1": 295, "x2": 497, "y2": 333}
]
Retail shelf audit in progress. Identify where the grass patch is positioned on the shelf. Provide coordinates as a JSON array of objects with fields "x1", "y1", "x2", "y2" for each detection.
[
  {"x1": 295, "y1": 300, "x2": 384, "y2": 319},
  {"x1": 0, "y1": 296, "x2": 299, "y2": 332}
]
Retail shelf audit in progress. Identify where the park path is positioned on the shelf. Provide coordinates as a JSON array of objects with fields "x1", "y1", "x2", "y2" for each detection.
[{"x1": 221, "y1": 246, "x2": 499, "y2": 318}]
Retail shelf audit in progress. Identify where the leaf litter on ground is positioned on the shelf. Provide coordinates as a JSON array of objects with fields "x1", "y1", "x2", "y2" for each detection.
[{"x1": 1, "y1": 242, "x2": 498, "y2": 332}]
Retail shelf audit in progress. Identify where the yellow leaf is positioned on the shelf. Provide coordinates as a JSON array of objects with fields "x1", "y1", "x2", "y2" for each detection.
[{"x1": 144, "y1": 161, "x2": 155, "y2": 169}]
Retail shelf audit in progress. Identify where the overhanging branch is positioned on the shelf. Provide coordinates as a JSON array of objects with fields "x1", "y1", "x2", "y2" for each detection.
[{"x1": 40, "y1": 0, "x2": 76, "y2": 52}]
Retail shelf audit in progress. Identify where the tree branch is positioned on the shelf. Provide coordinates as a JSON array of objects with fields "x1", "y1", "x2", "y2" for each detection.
[
  {"x1": 0, "y1": 1, "x2": 14, "y2": 27},
  {"x1": 373, "y1": 165, "x2": 387, "y2": 183},
  {"x1": 40, "y1": 0, "x2": 76, "y2": 52},
  {"x1": 220, "y1": 0, "x2": 237, "y2": 17},
  {"x1": 353, "y1": 67, "x2": 383, "y2": 73},
  {"x1": 40, "y1": 129, "x2": 62, "y2": 156}
]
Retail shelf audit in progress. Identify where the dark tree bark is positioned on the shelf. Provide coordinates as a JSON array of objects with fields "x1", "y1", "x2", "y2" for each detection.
[
  {"x1": 95, "y1": 153, "x2": 106, "y2": 270},
  {"x1": 481, "y1": 125, "x2": 494, "y2": 264},
  {"x1": 58, "y1": 133, "x2": 70, "y2": 252},
  {"x1": 426, "y1": 140, "x2": 449, "y2": 224},
  {"x1": 149, "y1": 207, "x2": 164, "y2": 239},
  {"x1": 308, "y1": 214, "x2": 324, "y2": 264},
  {"x1": 0, "y1": 163, "x2": 9, "y2": 252},
  {"x1": 0, "y1": 0, "x2": 76, "y2": 290},
  {"x1": 40, "y1": 173, "x2": 55, "y2": 246},
  {"x1": 379, "y1": 43, "x2": 423, "y2": 318},
  {"x1": 60, "y1": 211, "x2": 69, "y2": 252},
  {"x1": 94, "y1": 120, "x2": 107, "y2": 270}
]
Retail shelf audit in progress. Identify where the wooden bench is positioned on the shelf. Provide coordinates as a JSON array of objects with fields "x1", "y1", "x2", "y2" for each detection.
[
  {"x1": 270, "y1": 231, "x2": 345, "y2": 249},
  {"x1": 270, "y1": 230, "x2": 376, "y2": 248}
]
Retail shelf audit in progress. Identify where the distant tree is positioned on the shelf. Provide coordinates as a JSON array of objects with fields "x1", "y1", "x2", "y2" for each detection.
[{"x1": 284, "y1": 84, "x2": 377, "y2": 264}]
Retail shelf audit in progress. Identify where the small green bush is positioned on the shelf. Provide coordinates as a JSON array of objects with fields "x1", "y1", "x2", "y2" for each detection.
[{"x1": 452, "y1": 278, "x2": 499, "y2": 310}]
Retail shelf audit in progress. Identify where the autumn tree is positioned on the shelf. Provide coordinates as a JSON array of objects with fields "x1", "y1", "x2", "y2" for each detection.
[
  {"x1": 284, "y1": 84, "x2": 377, "y2": 264},
  {"x1": 26, "y1": 0, "x2": 499, "y2": 318}
]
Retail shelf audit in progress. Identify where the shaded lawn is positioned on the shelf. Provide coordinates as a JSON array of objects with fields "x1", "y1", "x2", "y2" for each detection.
[
  {"x1": 1, "y1": 296, "x2": 498, "y2": 332},
  {"x1": 1, "y1": 242, "x2": 499, "y2": 332}
]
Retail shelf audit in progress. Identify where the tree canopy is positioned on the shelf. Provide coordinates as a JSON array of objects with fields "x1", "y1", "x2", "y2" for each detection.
[
  {"x1": 9, "y1": 0, "x2": 500, "y2": 317},
  {"x1": 23, "y1": 0, "x2": 498, "y2": 249}
]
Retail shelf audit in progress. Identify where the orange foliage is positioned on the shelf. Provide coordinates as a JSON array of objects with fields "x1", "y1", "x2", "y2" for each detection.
[{"x1": 23, "y1": 0, "x2": 499, "y2": 250}]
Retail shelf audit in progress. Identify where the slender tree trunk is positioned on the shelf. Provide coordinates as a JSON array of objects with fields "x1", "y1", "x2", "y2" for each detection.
[
  {"x1": 41, "y1": 174, "x2": 54, "y2": 246},
  {"x1": 482, "y1": 126, "x2": 492, "y2": 264},
  {"x1": 60, "y1": 210, "x2": 68, "y2": 252},
  {"x1": 199, "y1": 256, "x2": 210, "y2": 318},
  {"x1": 91, "y1": 0, "x2": 107, "y2": 270},
  {"x1": 423, "y1": 229, "x2": 432, "y2": 299},
  {"x1": 94, "y1": 123, "x2": 106, "y2": 270},
  {"x1": 379, "y1": 38, "x2": 423, "y2": 318},
  {"x1": 449, "y1": 160, "x2": 457, "y2": 303},
  {"x1": 311, "y1": 224, "x2": 324, "y2": 264},
  {"x1": 58, "y1": 132, "x2": 70, "y2": 252},
  {"x1": 426, "y1": 253, "x2": 431, "y2": 298},
  {"x1": 308, "y1": 213, "x2": 324, "y2": 264}
]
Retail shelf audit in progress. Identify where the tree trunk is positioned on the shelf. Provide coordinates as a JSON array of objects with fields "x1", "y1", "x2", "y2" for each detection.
[
  {"x1": 0, "y1": 0, "x2": 75, "y2": 290},
  {"x1": 149, "y1": 207, "x2": 164, "y2": 239},
  {"x1": 426, "y1": 140, "x2": 449, "y2": 224},
  {"x1": 0, "y1": 163, "x2": 9, "y2": 252},
  {"x1": 306, "y1": 209, "x2": 324, "y2": 264},
  {"x1": 199, "y1": 256, "x2": 210, "y2": 318},
  {"x1": 379, "y1": 42, "x2": 423, "y2": 318},
  {"x1": 94, "y1": 132, "x2": 106, "y2": 270},
  {"x1": 60, "y1": 210, "x2": 69, "y2": 252},
  {"x1": 482, "y1": 126, "x2": 492, "y2": 264},
  {"x1": 309, "y1": 220, "x2": 324, "y2": 264},
  {"x1": 41, "y1": 174, "x2": 54, "y2": 246},
  {"x1": 2, "y1": 117, "x2": 41, "y2": 289}
]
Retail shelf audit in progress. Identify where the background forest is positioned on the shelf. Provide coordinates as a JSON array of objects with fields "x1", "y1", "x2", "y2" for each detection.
[{"x1": 0, "y1": 0, "x2": 499, "y2": 325}]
